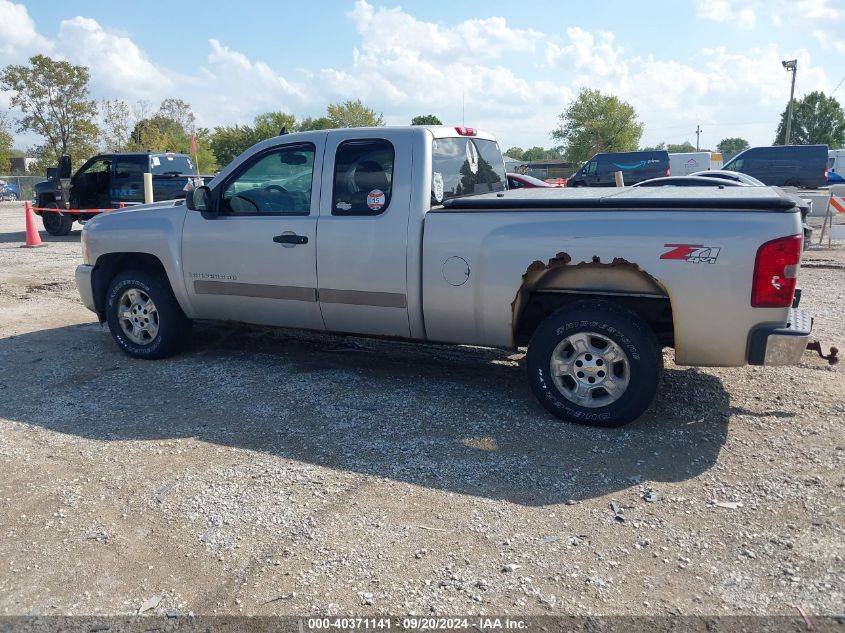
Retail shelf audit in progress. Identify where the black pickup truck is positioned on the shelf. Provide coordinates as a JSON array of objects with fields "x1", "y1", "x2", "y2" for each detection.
[{"x1": 33, "y1": 152, "x2": 203, "y2": 235}]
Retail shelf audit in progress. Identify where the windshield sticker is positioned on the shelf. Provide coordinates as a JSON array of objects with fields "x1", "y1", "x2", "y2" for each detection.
[
  {"x1": 367, "y1": 189, "x2": 386, "y2": 211},
  {"x1": 432, "y1": 172, "x2": 444, "y2": 202},
  {"x1": 336, "y1": 201, "x2": 352, "y2": 211},
  {"x1": 466, "y1": 141, "x2": 479, "y2": 174},
  {"x1": 151, "y1": 157, "x2": 160, "y2": 167}
]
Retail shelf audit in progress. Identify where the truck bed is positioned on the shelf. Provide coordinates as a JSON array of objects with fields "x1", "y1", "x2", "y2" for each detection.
[
  {"x1": 422, "y1": 186, "x2": 803, "y2": 365},
  {"x1": 438, "y1": 185, "x2": 799, "y2": 211}
]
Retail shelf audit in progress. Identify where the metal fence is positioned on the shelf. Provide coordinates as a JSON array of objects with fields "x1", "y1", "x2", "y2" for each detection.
[{"x1": 0, "y1": 175, "x2": 42, "y2": 202}]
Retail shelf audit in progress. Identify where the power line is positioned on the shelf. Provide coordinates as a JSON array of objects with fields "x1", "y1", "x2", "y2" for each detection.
[{"x1": 833, "y1": 72, "x2": 845, "y2": 95}]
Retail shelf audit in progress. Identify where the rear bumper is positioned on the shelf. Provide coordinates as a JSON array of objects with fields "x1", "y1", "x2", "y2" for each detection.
[
  {"x1": 75, "y1": 264, "x2": 97, "y2": 313},
  {"x1": 748, "y1": 308, "x2": 813, "y2": 366}
]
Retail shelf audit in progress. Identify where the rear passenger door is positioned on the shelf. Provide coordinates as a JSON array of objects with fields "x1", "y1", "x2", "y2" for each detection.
[{"x1": 316, "y1": 132, "x2": 412, "y2": 337}]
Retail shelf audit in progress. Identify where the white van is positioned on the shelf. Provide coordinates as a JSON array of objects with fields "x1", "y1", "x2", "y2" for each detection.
[
  {"x1": 829, "y1": 149, "x2": 845, "y2": 183},
  {"x1": 669, "y1": 152, "x2": 711, "y2": 176}
]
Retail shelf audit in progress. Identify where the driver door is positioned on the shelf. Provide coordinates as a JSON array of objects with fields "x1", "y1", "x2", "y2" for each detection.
[{"x1": 181, "y1": 140, "x2": 325, "y2": 330}]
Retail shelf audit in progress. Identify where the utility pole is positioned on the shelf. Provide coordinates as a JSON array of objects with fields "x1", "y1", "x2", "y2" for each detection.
[
  {"x1": 695, "y1": 125, "x2": 702, "y2": 151},
  {"x1": 782, "y1": 59, "x2": 797, "y2": 145}
]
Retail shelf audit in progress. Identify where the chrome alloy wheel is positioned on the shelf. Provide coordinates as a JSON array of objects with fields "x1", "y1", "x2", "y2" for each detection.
[
  {"x1": 550, "y1": 332, "x2": 630, "y2": 408},
  {"x1": 117, "y1": 288, "x2": 159, "y2": 345}
]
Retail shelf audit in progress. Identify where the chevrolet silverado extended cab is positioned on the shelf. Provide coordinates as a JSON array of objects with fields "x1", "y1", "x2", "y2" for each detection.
[{"x1": 75, "y1": 126, "x2": 813, "y2": 427}]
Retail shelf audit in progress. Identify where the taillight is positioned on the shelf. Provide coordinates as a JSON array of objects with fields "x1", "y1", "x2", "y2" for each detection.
[
  {"x1": 455, "y1": 127, "x2": 477, "y2": 136},
  {"x1": 665, "y1": 166, "x2": 671, "y2": 176},
  {"x1": 824, "y1": 166, "x2": 829, "y2": 181},
  {"x1": 751, "y1": 235, "x2": 803, "y2": 307}
]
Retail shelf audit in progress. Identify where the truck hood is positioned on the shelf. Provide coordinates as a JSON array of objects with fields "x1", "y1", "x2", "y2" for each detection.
[{"x1": 84, "y1": 198, "x2": 185, "y2": 232}]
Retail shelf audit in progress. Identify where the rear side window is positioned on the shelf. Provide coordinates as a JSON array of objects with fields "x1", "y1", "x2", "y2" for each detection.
[
  {"x1": 332, "y1": 139, "x2": 394, "y2": 216},
  {"x1": 431, "y1": 137, "x2": 505, "y2": 205},
  {"x1": 113, "y1": 157, "x2": 145, "y2": 180}
]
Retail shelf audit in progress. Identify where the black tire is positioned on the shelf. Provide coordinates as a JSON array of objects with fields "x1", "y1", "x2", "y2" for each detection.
[
  {"x1": 525, "y1": 300, "x2": 662, "y2": 427},
  {"x1": 105, "y1": 269, "x2": 191, "y2": 359},
  {"x1": 41, "y1": 203, "x2": 74, "y2": 236}
]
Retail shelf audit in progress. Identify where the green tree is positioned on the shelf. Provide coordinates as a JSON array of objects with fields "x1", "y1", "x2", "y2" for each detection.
[
  {"x1": 128, "y1": 115, "x2": 185, "y2": 152},
  {"x1": 0, "y1": 54, "x2": 99, "y2": 166},
  {"x1": 521, "y1": 146, "x2": 563, "y2": 161},
  {"x1": 0, "y1": 113, "x2": 13, "y2": 173},
  {"x1": 716, "y1": 137, "x2": 750, "y2": 154},
  {"x1": 411, "y1": 114, "x2": 442, "y2": 125},
  {"x1": 774, "y1": 91, "x2": 845, "y2": 146},
  {"x1": 551, "y1": 88, "x2": 643, "y2": 164},
  {"x1": 253, "y1": 112, "x2": 297, "y2": 138},
  {"x1": 100, "y1": 99, "x2": 133, "y2": 152},
  {"x1": 298, "y1": 116, "x2": 335, "y2": 131},
  {"x1": 210, "y1": 112, "x2": 297, "y2": 167},
  {"x1": 158, "y1": 98, "x2": 195, "y2": 133},
  {"x1": 504, "y1": 147, "x2": 525, "y2": 160},
  {"x1": 327, "y1": 99, "x2": 384, "y2": 128},
  {"x1": 666, "y1": 141, "x2": 696, "y2": 153},
  {"x1": 127, "y1": 99, "x2": 216, "y2": 173}
]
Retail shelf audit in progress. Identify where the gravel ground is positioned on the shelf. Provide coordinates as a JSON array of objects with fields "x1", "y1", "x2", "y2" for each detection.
[{"x1": 0, "y1": 202, "x2": 843, "y2": 619}]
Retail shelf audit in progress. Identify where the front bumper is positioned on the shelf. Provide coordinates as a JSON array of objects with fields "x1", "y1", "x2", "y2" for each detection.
[
  {"x1": 748, "y1": 308, "x2": 813, "y2": 366},
  {"x1": 75, "y1": 264, "x2": 97, "y2": 313}
]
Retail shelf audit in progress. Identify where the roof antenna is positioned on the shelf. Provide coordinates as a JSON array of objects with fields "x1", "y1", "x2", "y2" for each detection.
[{"x1": 279, "y1": 126, "x2": 288, "y2": 136}]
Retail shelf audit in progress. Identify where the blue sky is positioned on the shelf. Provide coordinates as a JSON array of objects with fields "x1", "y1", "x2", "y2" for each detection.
[{"x1": 3, "y1": 0, "x2": 845, "y2": 151}]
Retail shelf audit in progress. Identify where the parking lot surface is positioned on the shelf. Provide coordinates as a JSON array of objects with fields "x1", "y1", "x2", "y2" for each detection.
[{"x1": 0, "y1": 202, "x2": 842, "y2": 617}]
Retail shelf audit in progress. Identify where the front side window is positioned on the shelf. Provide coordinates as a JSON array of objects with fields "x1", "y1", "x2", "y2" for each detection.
[
  {"x1": 222, "y1": 144, "x2": 315, "y2": 215},
  {"x1": 80, "y1": 158, "x2": 111, "y2": 176},
  {"x1": 332, "y1": 139, "x2": 395, "y2": 216},
  {"x1": 585, "y1": 161, "x2": 597, "y2": 175},
  {"x1": 431, "y1": 137, "x2": 505, "y2": 205}
]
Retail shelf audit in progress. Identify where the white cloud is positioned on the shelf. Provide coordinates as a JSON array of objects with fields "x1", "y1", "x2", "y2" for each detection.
[
  {"x1": 0, "y1": 0, "x2": 53, "y2": 58},
  {"x1": 695, "y1": 0, "x2": 844, "y2": 51},
  {"x1": 55, "y1": 17, "x2": 171, "y2": 98},
  {"x1": 695, "y1": 0, "x2": 756, "y2": 29}
]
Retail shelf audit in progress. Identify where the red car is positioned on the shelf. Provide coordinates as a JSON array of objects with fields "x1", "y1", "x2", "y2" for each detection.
[{"x1": 506, "y1": 172, "x2": 557, "y2": 189}]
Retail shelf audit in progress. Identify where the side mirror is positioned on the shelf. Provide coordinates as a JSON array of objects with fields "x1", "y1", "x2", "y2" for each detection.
[
  {"x1": 187, "y1": 186, "x2": 218, "y2": 219},
  {"x1": 59, "y1": 155, "x2": 72, "y2": 179}
]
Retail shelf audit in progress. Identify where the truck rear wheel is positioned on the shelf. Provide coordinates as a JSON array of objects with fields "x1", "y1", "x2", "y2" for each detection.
[
  {"x1": 105, "y1": 269, "x2": 191, "y2": 360},
  {"x1": 525, "y1": 300, "x2": 661, "y2": 427},
  {"x1": 41, "y1": 203, "x2": 74, "y2": 236}
]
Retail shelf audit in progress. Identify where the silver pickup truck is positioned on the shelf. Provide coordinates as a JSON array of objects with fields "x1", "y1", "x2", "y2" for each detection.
[{"x1": 76, "y1": 126, "x2": 813, "y2": 427}]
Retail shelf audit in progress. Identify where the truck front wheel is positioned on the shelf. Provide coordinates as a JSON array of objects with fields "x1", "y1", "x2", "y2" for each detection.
[
  {"x1": 525, "y1": 300, "x2": 661, "y2": 427},
  {"x1": 41, "y1": 203, "x2": 74, "y2": 236},
  {"x1": 105, "y1": 270, "x2": 191, "y2": 359}
]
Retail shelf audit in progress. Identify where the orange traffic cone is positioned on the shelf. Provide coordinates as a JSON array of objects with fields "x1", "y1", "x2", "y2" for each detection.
[{"x1": 23, "y1": 201, "x2": 45, "y2": 248}]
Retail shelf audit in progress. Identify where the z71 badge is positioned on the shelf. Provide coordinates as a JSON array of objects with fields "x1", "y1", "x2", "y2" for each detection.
[{"x1": 660, "y1": 243, "x2": 721, "y2": 264}]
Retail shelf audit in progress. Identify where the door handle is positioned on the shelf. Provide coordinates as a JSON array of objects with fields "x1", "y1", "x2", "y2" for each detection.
[{"x1": 273, "y1": 233, "x2": 308, "y2": 245}]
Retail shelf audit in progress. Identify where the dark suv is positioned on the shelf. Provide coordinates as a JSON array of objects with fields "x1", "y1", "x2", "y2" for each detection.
[
  {"x1": 567, "y1": 150, "x2": 670, "y2": 187},
  {"x1": 33, "y1": 152, "x2": 200, "y2": 235}
]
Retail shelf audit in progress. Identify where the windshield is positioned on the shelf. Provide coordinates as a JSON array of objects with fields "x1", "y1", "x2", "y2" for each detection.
[
  {"x1": 431, "y1": 137, "x2": 505, "y2": 205},
  {"x1": 150, "y1": 154, "x2": 195, "y2": 175}
]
